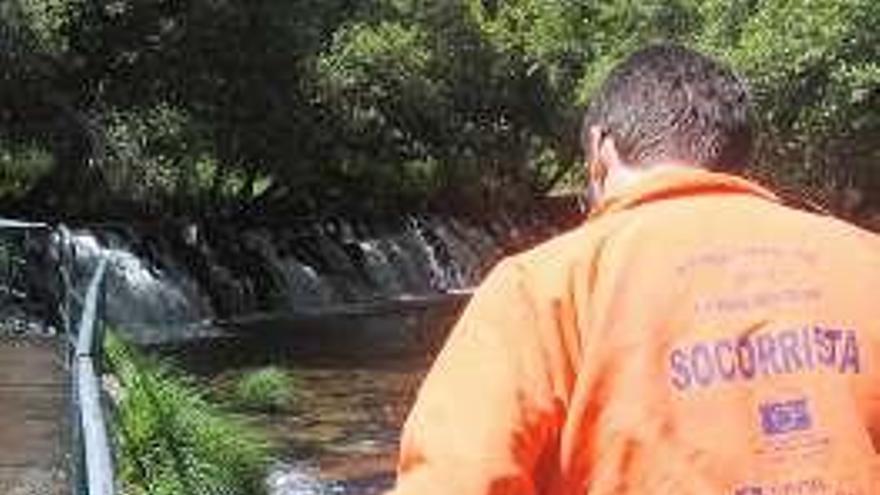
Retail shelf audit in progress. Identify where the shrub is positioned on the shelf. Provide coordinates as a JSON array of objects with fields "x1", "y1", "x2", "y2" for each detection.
[{"x1": 232, "y1": 367, "x2": 296, "y2": 413}]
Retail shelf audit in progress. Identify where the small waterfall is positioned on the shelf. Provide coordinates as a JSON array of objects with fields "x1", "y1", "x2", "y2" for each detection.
[
  {"x1": 406, "y1": 217, "x2": 466, "y2": 291},
  {"x1": 65, "y1": 228, "x2": 214, "y2": 342},
  {"x1": 357, "y1": 239, "x2": 405, "y2": 296},
  {"x1": 242, "y1": 230, "x2": 337, "y2": 307},
  {"x1": 54, "y1": 210, "x2": 570, "y2": 343},
  {"x1": 377, "y1": 236, "x2": 433, "y2": 293}
]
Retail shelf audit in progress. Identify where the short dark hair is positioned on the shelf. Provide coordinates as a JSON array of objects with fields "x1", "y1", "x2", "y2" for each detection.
[{"x1": 583, "y1": 43, "x2": 753, "y2": 171}]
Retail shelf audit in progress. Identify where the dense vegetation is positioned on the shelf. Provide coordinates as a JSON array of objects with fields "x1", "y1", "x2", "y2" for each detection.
[{"x1": 1, "y1": 1, "x2": 878, "y2": 222}]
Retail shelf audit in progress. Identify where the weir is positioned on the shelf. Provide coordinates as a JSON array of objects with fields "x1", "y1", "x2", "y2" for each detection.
[{"x1": 64, "y1": 212, "x2": 569, "y2": 345}]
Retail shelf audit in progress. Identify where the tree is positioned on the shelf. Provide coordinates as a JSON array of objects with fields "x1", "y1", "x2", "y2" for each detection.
[{"x1": 0, "y1": 0, "x2": 876, "y2": 221}]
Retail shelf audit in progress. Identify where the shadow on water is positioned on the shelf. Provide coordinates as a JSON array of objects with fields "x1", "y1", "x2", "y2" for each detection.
[{"x1": 155, "y1": 306, "x2": 463, "y2": 495}]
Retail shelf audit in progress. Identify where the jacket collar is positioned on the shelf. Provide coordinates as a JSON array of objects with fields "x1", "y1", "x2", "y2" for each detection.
[{"x1": 588, "y1": 167, "x2": 779, "y2": 220}]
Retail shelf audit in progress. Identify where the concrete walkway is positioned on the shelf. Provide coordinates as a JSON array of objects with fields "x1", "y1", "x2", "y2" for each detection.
[{"x1": 0, "y1": 335, "x2": 68, "y2": 495}]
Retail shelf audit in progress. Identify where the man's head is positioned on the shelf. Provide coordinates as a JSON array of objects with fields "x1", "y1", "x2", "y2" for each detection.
[{"x1": 583, "y1": 43, "x2": 753, "y2": 200}]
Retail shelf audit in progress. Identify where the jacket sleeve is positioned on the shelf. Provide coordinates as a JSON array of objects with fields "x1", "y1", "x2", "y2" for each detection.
[{"x1": 387, "y1": 259, "x2": 568, "y2": 495}]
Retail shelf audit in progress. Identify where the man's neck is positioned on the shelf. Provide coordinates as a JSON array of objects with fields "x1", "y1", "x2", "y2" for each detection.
[{"x1": 604, "y1": 161, "x2": 697, "y2": 199}]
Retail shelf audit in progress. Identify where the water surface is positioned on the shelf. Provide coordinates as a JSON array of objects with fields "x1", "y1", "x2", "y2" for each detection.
[{"x1": 169, "y1": 320, "x2": 442, "y2": 495}]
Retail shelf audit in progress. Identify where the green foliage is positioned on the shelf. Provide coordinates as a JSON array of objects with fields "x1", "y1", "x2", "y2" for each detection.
[
  {"x1": 232, "y1": 367, "x2": 297, "y2": 413},
  {"x1": 0, "y1": 0, "x2": 878, "y2": 217},
  {"x1": 105, "y1": 333, "x2": 272, "y2": 495},
  {"x1": 319, "y1": 21, "x2": 433, "y2": 96},
  {"x1": 0, "y1": 141, "x2": 53, "y2": 200},
  {"x1": 573, "y1": 2, "x2": 680, "y2": 99},
  {"x1": 696, "y1": 0, "x2": 880, "y2": 202},
  {"x1": 15, "y1": 0, "x2": 71, "y2": 53}
]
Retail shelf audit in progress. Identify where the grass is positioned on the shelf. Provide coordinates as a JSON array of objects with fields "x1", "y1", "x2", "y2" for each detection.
[
  {"x1": 232, "y1": 367, "x2": 297, "y2": 413},
  {"x1": 104, "y1": 333, "x2": 273, "y2": 495}
]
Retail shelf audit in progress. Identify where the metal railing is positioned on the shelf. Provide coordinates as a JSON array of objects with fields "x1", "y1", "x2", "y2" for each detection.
[
  {"x1": 68, "y1": 254, "x2": 114, "y2": 495},
  {"x1": 0, "y1": 220, "x2": 115, "y2": 494}
]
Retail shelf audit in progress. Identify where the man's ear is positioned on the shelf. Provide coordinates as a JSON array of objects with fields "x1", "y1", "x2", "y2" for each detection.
[
  {"x1": 588, "y1": 126, "x2": 604, "y2": 168},
  {"x1": 588, "y1": 126, "x2": 608, "y2": 185}
]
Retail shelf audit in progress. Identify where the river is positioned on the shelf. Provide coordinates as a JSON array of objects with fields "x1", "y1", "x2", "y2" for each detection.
[
  {"x1": 252, "y1": 357, "x2": 425, "y2": 495},
  {"x1": 163, "y1": 311, "x2": 452, "y2": 495}
]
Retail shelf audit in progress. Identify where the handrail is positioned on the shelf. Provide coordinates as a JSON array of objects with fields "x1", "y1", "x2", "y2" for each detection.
[
  {"x1": 73, "y1": 256, "x2": 114, "y2": 495},
  {"x1": 76, "y1": 257, "x2": 108, "y2": 357}
]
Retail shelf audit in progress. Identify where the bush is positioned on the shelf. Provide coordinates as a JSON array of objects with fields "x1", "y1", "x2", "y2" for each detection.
[
  {"x1": 232, "y1": 367, "x2": 296, "y2": 413},
  {"x1": 104, "y1": 333, "x2": 272, "y2": 495}
]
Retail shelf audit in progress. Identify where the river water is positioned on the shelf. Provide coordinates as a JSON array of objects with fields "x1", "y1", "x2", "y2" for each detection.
[
  {"x1": 254, "y1": 359, "x2": 426, "y2": 495},
  {"x1": 165, "y1": 310, "x2": 453, "y2": 495}
]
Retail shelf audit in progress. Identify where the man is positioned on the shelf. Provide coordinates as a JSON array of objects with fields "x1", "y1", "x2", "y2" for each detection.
[{"x1": 388, "y1": 44, "x2": 880, "y2": 495}]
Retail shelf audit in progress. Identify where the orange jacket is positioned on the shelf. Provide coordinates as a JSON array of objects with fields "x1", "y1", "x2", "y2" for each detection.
[{"x1": 388, "y1": 168, "x2": 880, "y2": 495}]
